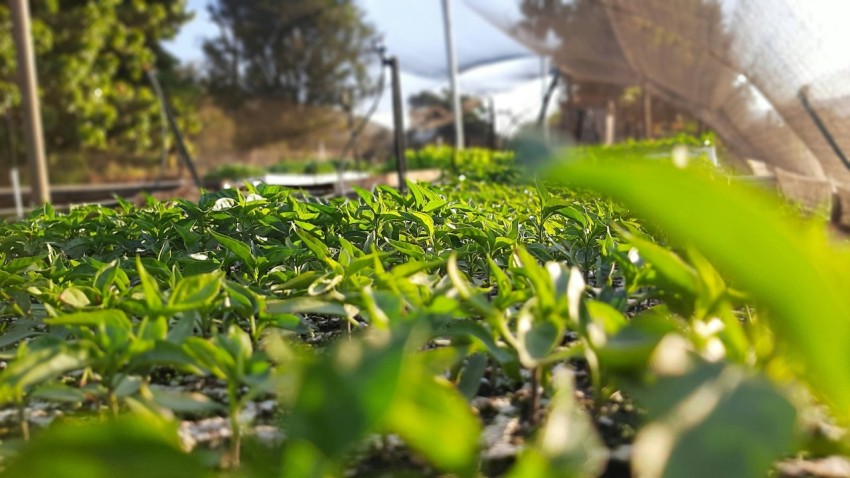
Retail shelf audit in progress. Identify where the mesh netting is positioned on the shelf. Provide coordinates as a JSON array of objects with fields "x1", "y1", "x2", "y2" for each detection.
[{"x1": 465, "y1": 0, "x2": 850, "y2": 185}]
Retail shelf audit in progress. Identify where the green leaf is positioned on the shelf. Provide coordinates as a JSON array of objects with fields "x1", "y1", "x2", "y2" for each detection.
[
  {"x1": 215, "y1": 326, "x2": 255, "y2": 367},
  {"x1": 549, "y1": 205, "x2": 587, "y2": 227},
  {"x1": 487, "y1": 255, "x2": 512, "y2": 298},
  {"x1": 585, "y1": 300, "x2": 628, "y2": 336},
  {"x1": 183, "y1": 338, "x2": 232, "y2": 380},
  {"x1": 595, "y1": 310, "x2": 678, "y2": 374},
  {"x1": 137, "y1": 316, "x2": 168, "y2": 342},
  {"x1": 223, "y1": 280, "x2": 262, "y2": 317},
  {"x1": 135, "y1": 257, "x2": 162, "y2": 313},
  {"x1": 278, "y1": 271, "x2": 321, "y2": 291},
  {"x1": 266, "y1": 297, "x2": 350, "y2": 318},
  {"x1": 210, "y1": 230, "x2": 256, "y2": 269},
  {"x1": 167, "y1": 271, "x2": 223, "y2": 312},
  {"x1": 403, "y1": 211, "x2": 436, "y2": 240},
  {"x1": 390, "y1": 258, "x2": 444, "y2": 279},
  {"x1": 0, "y1": 417, "x2": 212, "y2": 478},
  {"x1": 434, "y1": 319, "x2": 514, "y2": 364},
  {"x1": 627, "y1": 232, "x2": 698, "y2": 296},
  {"x1": 535, "y1": 178, "x2": 551, "y2": 205},
  {"x1": 94, "y1": 260, "x2": 127, "y2": 295},
  {"x1": 47, "y1": 309, "x2": 133, "y2": 335},
  {"x1": 516, "y1": 310, "x2": 560, "y2": 366},
  {"x1": 59, "y1": 287, "x2": 91, "y2": 308},
  {"x1": 30, "y1": 383, "x2": 87, "y2": 403},
  {"x1": 457, "y1": 353, "x2": 488, "y2": 399},
  {"x1": 423, "y1": 198, "x2": 448, "y2": 213},
  {"x1": 258, "y1": 313, "x2": 309, "y2": 333},
  {"x1": 387, "y1": 238, "x2": 425, "y2": 260},
  {"x1": 0, "y1": 346, "x2": 88, "y2": 400},
  {"x1": 294, "y1": 228, "x2": 329, "y2": 261},
  {"x1": 0, "y1": 322, "x2": 43, "y2": 349},
  {"x1": 167, "y1": 311, "x2": 198, "y2": 344},
  {"x1": 383, "y1": 373, "x2": 481, "y2": 477},
  {"x1": 280, "y1": 440, "x2": 339, "y2": 478},
  {"x1": 286, "y1": 331, "x2": 406, "y2": 458},
  {"x1": 130, "y1": 341, "x2": 201, "y2": 373},
  {"x1": 513, "y1": 246, "x2": 555, "y2": 311},
  {"x1": 630, "y1": 362, "x2": 796, "y2": 478},
  {"x1": 4, "y1": 255, "x2": 47, "y2": 273},
  {"x1": 551, "y1": 157, "x2": 850, "y2": 423},
  {"x1": 406, "y1": 179, "x2": 427, "y2": 208},
  {"x1": 149, "y1": 386, "x2": 225, "y2": 414}
]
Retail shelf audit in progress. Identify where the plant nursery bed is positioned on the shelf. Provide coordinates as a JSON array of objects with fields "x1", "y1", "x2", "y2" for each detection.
[{"x1": 0, "y1": 147, "x2": 848, "y2": 477}]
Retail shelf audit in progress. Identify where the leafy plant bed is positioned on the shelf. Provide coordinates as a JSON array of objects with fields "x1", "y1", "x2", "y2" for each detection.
[{"x1": 0, "y1": 155, "x2": 848, "y2": 477}]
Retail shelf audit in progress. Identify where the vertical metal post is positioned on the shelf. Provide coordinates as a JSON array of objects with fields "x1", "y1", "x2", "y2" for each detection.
[
  {"x1": 146, "y1": 69, "x2": 203, "y2": 189},
  {"x1": 385, "y1": 57, "x2": 407, "y2": 193},
  {"x1": 541, "y1": 57, "x2": 550, "y2": 143},
  {"x1": 604, "y1": 99, "x2": 616, "y2": 146},
  {"x1": 643, "y1": 83, "x2": 653, "y2": 139},
  {"x1": 488, "y1": 96, "x2": 497, "y2": 150},
  {"x1": 798, "y1": 87, "x2": 850, "y2": 171},
  {"x1": 10, "y1": 0, "x2": 50, "y2": 205},
  {"x1": 441, "y1": 0, "x2": 464, "y2": 152},
  {"x1": 537, "y1": 67, "x2": 560, "y2": 144}
]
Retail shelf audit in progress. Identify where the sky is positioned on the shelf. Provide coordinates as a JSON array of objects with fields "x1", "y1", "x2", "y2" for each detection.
[{"x1": 162, "y1": 0, "x2": 559, "y2": 135}]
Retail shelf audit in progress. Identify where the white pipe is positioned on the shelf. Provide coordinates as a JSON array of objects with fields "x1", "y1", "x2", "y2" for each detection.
[{"x1": 10, "y1": 167, "x2": 24, "y2": 219}]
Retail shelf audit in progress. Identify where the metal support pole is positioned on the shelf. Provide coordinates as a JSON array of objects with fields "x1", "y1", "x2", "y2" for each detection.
[
  {"x1": 643, "y1": 83, "x2": 653, "y2": 139},
  {"x1": 541, "y1": 57, "x2": 549, "y2": 143},
  {"x1": 385, "y1": 56, "x2": 407, "y2": 193},
  {"x1": 604, "y1": 99, "x2": 616, "y2": 146},
  {"x1": 488, "y1": 96, "x2": 497, "y2": 150},
  {"x1": 798, "y1": 87, "x2": 850, "y2": 171},
  {"x1": 441, "y1": 0, "x2": 464, "y2": 153},
  {"x1": 146, "y1": 69, "x2": 203, "y2": 189},
  {"x1": 10, "y1": 0, "x2": 50, "y2": 205},
  {"x1": 537, "y1": 68, "x2": 560, "y2": 143}
]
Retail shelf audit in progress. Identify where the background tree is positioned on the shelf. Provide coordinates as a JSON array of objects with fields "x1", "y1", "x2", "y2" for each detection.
[
  {"x1": 203, "y1": 0, "x2": 377, "y2": 107},
  {"x1": 0, "y1": 0, "x2": 196, "y2": 156}
]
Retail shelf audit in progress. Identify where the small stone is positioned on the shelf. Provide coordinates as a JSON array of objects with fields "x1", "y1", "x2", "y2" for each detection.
[
  {"x1": 610, "y1": 445, "x2": 632, "y2": 462},
  {"x1": 483, "y1": 441, "x2": 521, "y2": 460},
  {"x1": 597, "y1": 416, "x2": 615, "y2": 427},
  {"x1": 777, "y1": 456, "x2": 850, "y2": 477},
  {"x1": 252, "y1": 425, "x2": 283, "y2": 445}
]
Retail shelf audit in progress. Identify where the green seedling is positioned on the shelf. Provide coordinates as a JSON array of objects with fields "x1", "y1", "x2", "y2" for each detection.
[{"x1": 183, "y1": 325, "x2": 271, "y2": 467}]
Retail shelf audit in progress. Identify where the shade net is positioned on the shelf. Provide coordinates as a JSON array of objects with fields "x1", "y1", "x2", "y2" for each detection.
[{"x1": 465, "y1": 0, "x2": 850, "y2": 185}]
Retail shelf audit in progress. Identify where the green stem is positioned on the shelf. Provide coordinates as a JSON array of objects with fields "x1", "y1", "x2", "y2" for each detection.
[
  {"x1": 529, "y1": 366, "x2": 542, "y2": 427},
  {"x1": 249, "y1": 314, "x2": 258, "y2": 343},
  {"x1": 586, "y1": 348, "x2": 604, "y2": 410},
  {"x1": 18, "y1": 398, "x2": 29, "y2": 441},
  {"x1": 228, "y1": 386, "x2": 242, "y2": 468},
  {"x1": 108, "y1": 388, "x2": 119, "y2": 417}
]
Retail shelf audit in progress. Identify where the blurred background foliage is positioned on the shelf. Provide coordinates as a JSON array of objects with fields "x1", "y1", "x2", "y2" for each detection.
[{"x1": 0, "y1": 0, "x2": 200, "y2": 182}]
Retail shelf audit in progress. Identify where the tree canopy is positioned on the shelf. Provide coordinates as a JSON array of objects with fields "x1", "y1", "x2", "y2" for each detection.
[
  {"x1": 0, "y1": 0, "x2": 194, "y2": 153},
  {"x1": 203, "y1": 0, "x2": 377, "y2": 107}
]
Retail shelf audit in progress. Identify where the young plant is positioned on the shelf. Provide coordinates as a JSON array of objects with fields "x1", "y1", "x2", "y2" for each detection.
[
  {"x1": 0, "y1": 341, "x2": 88, "y2": 440},
  {"x1": 183, "y1": 325, "x2": 271, "y2": 467}
]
